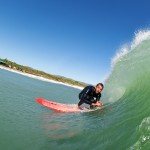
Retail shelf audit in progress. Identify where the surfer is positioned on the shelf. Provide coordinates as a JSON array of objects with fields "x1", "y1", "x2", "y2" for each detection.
[{"x1": 78, "y1": 83, "x2": 104, "y2": 109}]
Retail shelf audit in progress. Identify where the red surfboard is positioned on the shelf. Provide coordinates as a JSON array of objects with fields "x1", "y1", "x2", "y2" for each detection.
[{"x1": 35, "y1": 98, "x2": 89, "y2": 113}]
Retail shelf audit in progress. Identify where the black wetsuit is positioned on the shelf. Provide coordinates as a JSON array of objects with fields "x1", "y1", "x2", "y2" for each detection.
[{"x1": 78, "y1": 85, "x2": 101, "y2": 108}]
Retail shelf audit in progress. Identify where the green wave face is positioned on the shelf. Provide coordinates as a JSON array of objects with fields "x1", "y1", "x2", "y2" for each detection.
[
  {"x1": 101, "y1": 30, "x2": 150, "y2": 149},
  {"x1": 103, "y1": 30, "x2": 150, "y2": 103}
]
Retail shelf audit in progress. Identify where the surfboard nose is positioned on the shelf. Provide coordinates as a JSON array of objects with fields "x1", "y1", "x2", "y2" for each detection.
[{"x1": 35, "y1": 97, "x2": 43, "y2": 104}]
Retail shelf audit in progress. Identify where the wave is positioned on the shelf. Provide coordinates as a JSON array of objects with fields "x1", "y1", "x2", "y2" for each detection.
[
  {"x1": 99, "y1": 29, "x2": 150, "y2": 149},
  {"x1": 129, "y1": 117, "x2": 150, "y2": 150},
  {"x1": 112, "y1": 29, "x2": 150, "y2": 67},
  {"x1": 102, "y1": 29, "x2": 150, "y2": 103}
]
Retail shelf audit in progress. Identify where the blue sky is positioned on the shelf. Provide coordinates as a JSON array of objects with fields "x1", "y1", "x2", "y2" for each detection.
[{"x1": 0, "y1": 0, "x2": 150, "y2": 84}]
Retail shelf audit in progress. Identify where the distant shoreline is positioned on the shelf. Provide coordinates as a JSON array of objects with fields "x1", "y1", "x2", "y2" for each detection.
[{"x1": 0, "y1": 65, "x2": 83, "y2": 90}]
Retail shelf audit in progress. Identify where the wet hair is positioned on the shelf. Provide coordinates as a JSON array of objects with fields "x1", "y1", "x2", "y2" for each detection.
[{"x1": 96, "y1": 83, "x2": 104, "y2": 89}]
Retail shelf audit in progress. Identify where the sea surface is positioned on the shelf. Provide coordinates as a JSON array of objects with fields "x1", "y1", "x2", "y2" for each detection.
[{"x1": 0, "y1": 30, "x2": 150, "y2": 150}]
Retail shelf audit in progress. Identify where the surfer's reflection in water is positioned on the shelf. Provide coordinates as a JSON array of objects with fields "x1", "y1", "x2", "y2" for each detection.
[{"x1": 78, "y1": 83, "x2": 104, "y2": 109}]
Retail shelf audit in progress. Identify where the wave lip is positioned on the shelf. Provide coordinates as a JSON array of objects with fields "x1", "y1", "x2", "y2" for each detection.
[
  {"x1": 103, "y1": 29, "x2": 150, "y2": 103},
  {"x1": 111, "y1": 29, "x2": 150, "y2": 68},
  {"x1": 131, "y1": 29, "x2": 150, "y2": 49}
]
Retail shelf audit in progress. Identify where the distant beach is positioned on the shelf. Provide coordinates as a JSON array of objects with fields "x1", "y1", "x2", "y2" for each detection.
[{"x1": 0, "y1": 65, "x2": 83, "y2": 90}]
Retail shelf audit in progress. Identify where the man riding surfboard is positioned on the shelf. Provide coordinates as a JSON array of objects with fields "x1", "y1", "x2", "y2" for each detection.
[{"x1": 78, "y1": 83, "x2": 104, "y2": 109}]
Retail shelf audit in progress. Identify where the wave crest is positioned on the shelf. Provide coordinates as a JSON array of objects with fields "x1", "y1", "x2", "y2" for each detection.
[
  {"x1": 111, "y1": 29, "x2": 150, "y2": 67},
  {"x1": 103, "y1": 29, "x2": 150, "y2": 103}
]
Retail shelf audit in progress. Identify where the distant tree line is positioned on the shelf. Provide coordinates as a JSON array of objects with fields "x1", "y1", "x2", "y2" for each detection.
[{"x1": 0, "y1": 58, "x2": 87, "y2": 87}]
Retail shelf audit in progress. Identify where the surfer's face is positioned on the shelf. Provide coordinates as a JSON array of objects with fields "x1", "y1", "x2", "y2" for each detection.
[{"x1": 95, "y1": 85, "x2": 103, "y2": 93}]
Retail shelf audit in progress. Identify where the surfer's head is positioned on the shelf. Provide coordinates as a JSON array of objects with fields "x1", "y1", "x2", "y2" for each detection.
[{"x1": 95, "y1": 83, "x2": 104, "y2": 93}]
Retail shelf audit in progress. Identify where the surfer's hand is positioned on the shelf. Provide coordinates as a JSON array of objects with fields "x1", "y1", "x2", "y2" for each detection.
[
  {"x1": 91, "y1": 103, "x2": 97, "y2": 106},
  {"x1": 98, "y1": 101, "x2": 103, "y2": 106},
  {"x1": 92, "y1": 102, "x2": 103, "y2": 106}
]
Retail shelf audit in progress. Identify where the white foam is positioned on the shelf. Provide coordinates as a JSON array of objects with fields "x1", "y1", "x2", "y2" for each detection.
[
  {"x1": 111, "y1": 29, "x2": 150, "y2": 68},
  {"x1": 111, "y1": 45, "x2": 129, "y2": 68},
  {"x1": 131, "y1": 29, "x2": 150, "y2": 49}
]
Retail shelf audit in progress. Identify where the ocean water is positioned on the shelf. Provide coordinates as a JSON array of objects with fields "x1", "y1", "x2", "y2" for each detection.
[{"x1": 0, "y1": 30, "x2": 150, "y2": 150}]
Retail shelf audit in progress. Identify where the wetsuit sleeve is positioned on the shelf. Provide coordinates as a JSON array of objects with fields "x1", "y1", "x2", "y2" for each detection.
[
  {"x1": 79, "y1": 86, "x2": 93, "y2": 105},
  {"x1": 96, "y1": 93, "x2": 101, "y2": 102}
]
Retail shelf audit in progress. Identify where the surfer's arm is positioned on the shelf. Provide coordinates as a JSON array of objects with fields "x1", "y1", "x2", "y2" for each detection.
[
  {"x1": 94, "y1": 94, "x2": 103, "y2": 106},
  {"x1": 92, "y1": 94, "x2": 103, "y2": 106},
  {"x1": 80, "y1": 88, "x2": 93, "y2": 105},
  {"x1": 91, "y1": 101, "x2": 103, "y2": 106},
  {"x1": 82, "y1": 98, "x2": 93, "y2": 105}
]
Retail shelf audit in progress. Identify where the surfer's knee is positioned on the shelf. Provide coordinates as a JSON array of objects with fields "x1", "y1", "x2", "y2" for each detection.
[{"x1": 78, "y1": 100, "x2": 83, "y2": 106}]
